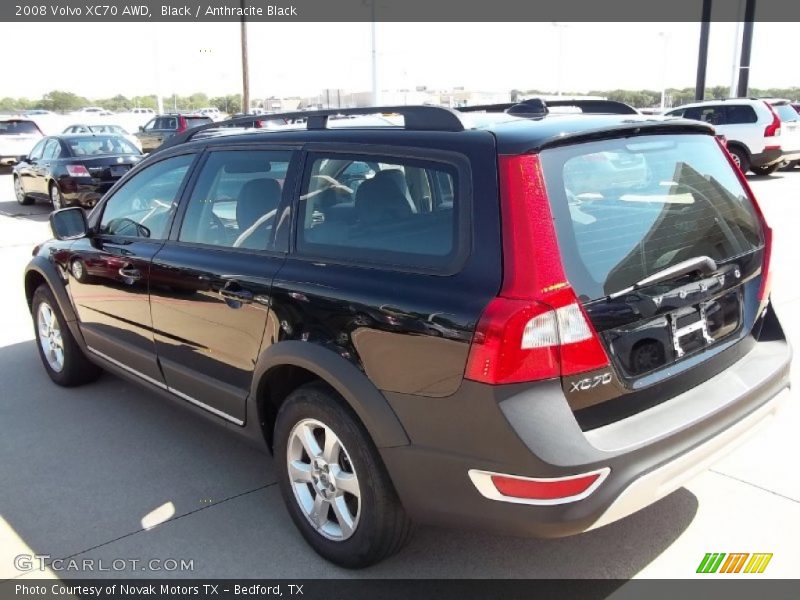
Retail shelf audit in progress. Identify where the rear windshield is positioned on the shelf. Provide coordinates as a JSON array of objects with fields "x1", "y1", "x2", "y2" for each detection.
[
  {"x1": 540, "y1": 134, "x2": 764, "y2": 301},
  {"x1": 185, "y1": 116, "x2": 213, "y2": 127},
  {"x1": 772, "y1": 104, "x2": 799, "y2": 122},
  {"x1": 0, "y1": 120, "x2": 41, "y2": 135},
  {"x1": 65, "y1": 136, "x2": 140, "y2": 156}
]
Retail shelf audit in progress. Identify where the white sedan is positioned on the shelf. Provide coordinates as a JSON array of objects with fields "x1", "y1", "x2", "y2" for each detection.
[{"x1": 0, "y1": 119, "x2": 44, "y2": 165}]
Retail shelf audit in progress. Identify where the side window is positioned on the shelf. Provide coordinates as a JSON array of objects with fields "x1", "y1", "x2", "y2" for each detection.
[
  {"x1": 178, "y1": 150, "x2": 292, "y2": 251},
  {"x1": 297, "y1": 154, "x2": 460, "y2": 269},
  {"x1": 99, "y1": 154, "x2": 194, "y2": 239},
  {"x1": 42, "y1": 139, "x2": 61, "y2": 160},
  {"x1": 29, "y1": 139, "x2": 46, "y2": 160},
  {"x1": 726, "y1": 105, "x2": 758, "y2": 124},
  {"x1": 142, "y1": 118, "x2": 156, "y2": 131},
  {"x1": 683, "y1": 106, "x2": 725, "y2": 125},
  {"x1": 155, "y1": 117, "x2": 177, "y2": 130}
]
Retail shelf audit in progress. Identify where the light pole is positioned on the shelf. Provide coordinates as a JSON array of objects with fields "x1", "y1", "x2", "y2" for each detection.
[
  {"x1": 240, "y1": 0, "x2": 250, "y2": 112},
  {"x1": 551, "y1": 23, "x2": 568, "y2": 96},
  {"x1": 370, "y1": 1, "x2": 378, "y2": 105},
  {"x1": 659, "y1": 31, "x2": 670, "y2": 112}
]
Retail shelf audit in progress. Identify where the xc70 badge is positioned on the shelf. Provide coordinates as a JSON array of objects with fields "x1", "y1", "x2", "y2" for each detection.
[{"x1": 569, "y1": 372, "x2": 613, "y2": 393}]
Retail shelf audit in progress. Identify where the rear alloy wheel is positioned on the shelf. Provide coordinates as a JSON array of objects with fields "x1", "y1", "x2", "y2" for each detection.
[
  {"x1": 274, "y1": 383, "x2": 414, "y2": 568},
  {"x1": 32, "y1": 285, "x2": 101, "y2": 386},
  {"x1": 727, "y1": 146, "x2": 750, "y2": 174},
  {"x1": 751, "y1": 163, "x2": 779, "y2": 176},
  {"x1": 14, "y1": 176, "x2": 33, "y2": 205},
  {"x1": 50, "y1": 183, "x2": 65, "y2": 210}
]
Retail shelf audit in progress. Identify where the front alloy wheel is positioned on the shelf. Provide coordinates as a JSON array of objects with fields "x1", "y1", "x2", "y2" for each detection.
[
  {"x1": 14, "y1": 176, "x2": 32, "y2": 205},
  {"x1": 286, "y1": 418, "x2": 361, "y2": 541},
  {"x1": 37, "y1": 301, "x2": 65, "y2": 373}
]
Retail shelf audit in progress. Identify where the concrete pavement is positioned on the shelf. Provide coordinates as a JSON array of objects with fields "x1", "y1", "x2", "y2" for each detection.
[{"x1": 0, "y1": 166, "x2": 798, "y2": 580}]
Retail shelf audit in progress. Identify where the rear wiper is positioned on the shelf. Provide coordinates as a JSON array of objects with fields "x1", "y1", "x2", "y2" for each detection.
[{"x1": 609, "y1": 256, "x2": 718, "y2": 299}]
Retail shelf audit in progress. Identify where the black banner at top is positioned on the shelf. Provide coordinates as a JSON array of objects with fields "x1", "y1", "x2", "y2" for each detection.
[{"x1": 3, "y1": 0, "x2": 800, "y2": 22}]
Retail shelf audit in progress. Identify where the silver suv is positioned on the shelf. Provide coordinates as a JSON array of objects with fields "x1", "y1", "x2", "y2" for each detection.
[{"x1": 666, "y1": 98, "x2": 800, "y2": 175}]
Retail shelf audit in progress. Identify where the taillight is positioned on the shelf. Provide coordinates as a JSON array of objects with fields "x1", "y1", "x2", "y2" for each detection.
[
  {"x1": 177, "y1": 115, "x2": 188, "y2": 133},
  {"x1": 763, "y1": 102, "x2": 781, "y2": 137},
  {"x1": 464, "y1": 154, "x2": 609, "y2": 385},
  {"x1": 714, "y1": 137, "x2": 772, "y2": 306},
  {"x1": 65, "y1": 165, "x2": 91, "y2": 177}
]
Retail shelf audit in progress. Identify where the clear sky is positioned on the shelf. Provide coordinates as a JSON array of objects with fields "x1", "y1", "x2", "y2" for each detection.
[{"x1": 0, "y1": 21, "x2": 796, "y2": 100}]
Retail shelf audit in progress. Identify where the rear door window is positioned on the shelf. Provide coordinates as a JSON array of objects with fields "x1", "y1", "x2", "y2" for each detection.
[
  {"x1": 296, "y1": 153, "x2": 462, "y2": 271},
  {"x1": 540, "y1": 134, "x2": 764, "y2": 301},
  {"x1": 725, "y1": 104, "x2": 758, "y2": 124}
]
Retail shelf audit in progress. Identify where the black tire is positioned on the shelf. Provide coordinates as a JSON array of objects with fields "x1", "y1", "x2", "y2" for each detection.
[
  {"x1": 751, "y1": 163, "x2": 779, "y2": 176},
  {"x1": 727, "y1": 146, "x2": 750, "y2": 174},
  {"x1": 274, "y1": 383, "x2": 414, "y2": 568},
  {"x1": 14, "y1": 175, "x2": 33, "y2": 205},
  {"x1": 31, "y1": 284, "x2": 101, "y2": 387}
]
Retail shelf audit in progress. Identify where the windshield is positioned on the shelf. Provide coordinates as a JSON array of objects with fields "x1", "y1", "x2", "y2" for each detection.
[
  {"x1": 540, "y1": 134, "x2": 764, "y2": 301},
  {"x1": 0, "y1": 120, "x2": 41, "y2": 135},
  {"x1": 65, "y1": 136, "x2": 140, "y2": 156}
]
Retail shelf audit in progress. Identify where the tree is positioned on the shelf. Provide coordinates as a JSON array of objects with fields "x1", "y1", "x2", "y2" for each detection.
[{"x1": 40, "y1": 90, "x2": 89, "y2": 111}]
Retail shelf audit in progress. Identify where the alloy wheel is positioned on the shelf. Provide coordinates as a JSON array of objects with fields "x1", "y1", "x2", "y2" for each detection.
[
  {"x1": 286, "y1": 418, "x2": 361, "y2": 541},
  {"x1": 50, "y1": 185, "x2": 62, "y2": 210},
  {"x1": 37, "y1": 302, "x2": 65, "y2": 373},
  {"x1": 14, "y1": 177, "x2": 25, "y2": 203}
]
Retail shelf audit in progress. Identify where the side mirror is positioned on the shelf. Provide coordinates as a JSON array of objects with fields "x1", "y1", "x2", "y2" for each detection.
[
  {"x1": 50, "y1": 207, "x2": 89, "y2": 240},
  {"x1": 139, "y1": 125, "x2": 144, "y2": 132}
]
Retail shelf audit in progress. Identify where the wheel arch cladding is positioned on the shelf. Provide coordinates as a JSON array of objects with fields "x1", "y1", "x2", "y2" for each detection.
[
  {"x1": 25, "y1": 259, "x2": 83, "y2": 343},
  {"x1": 252, "y1": 341, "x2": 410, "y2": 451}
]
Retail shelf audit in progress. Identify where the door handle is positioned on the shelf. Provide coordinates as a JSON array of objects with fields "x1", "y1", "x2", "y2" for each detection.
[
  {"x1": 118, "y1": 265, "x2": 142, "y2": 282},
  {"x1": 220, "y1": 286, "x2": 253, "y2": 306}
]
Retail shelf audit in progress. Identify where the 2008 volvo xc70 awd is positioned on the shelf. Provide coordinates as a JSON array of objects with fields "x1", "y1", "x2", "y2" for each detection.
[{"x1": 25, "y1": 100, "x2": 791, "y2": 568}]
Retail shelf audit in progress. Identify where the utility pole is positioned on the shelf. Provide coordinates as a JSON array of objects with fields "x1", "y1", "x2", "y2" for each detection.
[
  {"x1": 737, "y1": 0, "x2": 756, "y2": 98},
  {"x1": 240, "y1": 0, "x2": 250, "y2": 113},
  {"x1": 695, "y1": 0, "x2": 712, "y2": 101}
]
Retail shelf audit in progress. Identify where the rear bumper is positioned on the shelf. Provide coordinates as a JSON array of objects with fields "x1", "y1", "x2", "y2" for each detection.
[
  {"x1": 381, "y1": 308, "x2": 791, "y2": 538},
  {"x1": 61, "y1": 179, "x2": 115, "y2": 209},
  {"x1": 750, "y1": 148, "x2": 784, "y2": 168},
  {"x1": 779, "y1": 148, "x2": 800, "y2": 162}
]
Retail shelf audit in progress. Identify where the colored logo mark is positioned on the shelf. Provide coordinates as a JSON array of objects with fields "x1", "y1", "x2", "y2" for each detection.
[{"x1": 696, "y1": 552, "x2": 773, "y2": 574}]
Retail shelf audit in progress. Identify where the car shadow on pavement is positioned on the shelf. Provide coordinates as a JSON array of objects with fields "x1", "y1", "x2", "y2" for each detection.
[
  {"x1": 0, "y1": 199, "x2": 52, "y2": 223},
  {"x1": 0, "y1": 339, "x2": 698, "y2": 580}
]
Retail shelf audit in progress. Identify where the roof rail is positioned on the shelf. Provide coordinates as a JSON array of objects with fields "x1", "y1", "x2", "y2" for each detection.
[
  {"x1": 158, "y1": 105, "x2": 465, "y2": 150},
  {"x1": 456, "y1": 98, "x2": 639, "y2": 116}
]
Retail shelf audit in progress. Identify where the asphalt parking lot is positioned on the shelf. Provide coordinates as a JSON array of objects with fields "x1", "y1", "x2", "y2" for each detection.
[{"x1": 0, "y1": 166, "x2": 798, "y2": 581}]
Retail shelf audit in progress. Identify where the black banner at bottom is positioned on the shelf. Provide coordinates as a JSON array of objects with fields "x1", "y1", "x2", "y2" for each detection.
[{"x1": 2, "y1": 579, "x2": 800, "y2": 600}]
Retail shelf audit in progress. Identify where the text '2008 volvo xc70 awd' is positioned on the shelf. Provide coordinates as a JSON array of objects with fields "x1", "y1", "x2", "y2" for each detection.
[{"x1": 25, "y1": 99, "x2": 791, "y2": 567}]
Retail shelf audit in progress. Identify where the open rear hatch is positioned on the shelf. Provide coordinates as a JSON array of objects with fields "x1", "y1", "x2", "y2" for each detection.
[{"x1": 539, "y1": 133, "x2": 770, "y2": 429}]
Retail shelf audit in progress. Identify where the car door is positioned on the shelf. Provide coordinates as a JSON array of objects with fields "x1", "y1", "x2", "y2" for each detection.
[
  {"x1": 17, "y1": 137, "x2": 46, "y2": 197},
  {"x1": 137, "y1": 117, "x2": 163, "y2": 152},
  {"x1": 148, "y1": 146, "x2": 297, "y2": 424},
  {"x1": 67, "y1": 152, "x2": 198, "y2": 384},
  {"x1": 31, "y1": 138, "x2": 61, "y2": 197}
]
